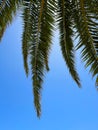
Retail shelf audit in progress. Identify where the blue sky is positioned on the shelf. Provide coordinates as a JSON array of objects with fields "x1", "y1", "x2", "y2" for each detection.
[{"x1": 0, "y1": 14, "x2": 98, "y2": 130}]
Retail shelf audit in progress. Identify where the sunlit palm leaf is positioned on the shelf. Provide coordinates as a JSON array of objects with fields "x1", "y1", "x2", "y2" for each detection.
[
  {"x1": 22, "y1": 0, "x2": 34, "y2": 76},
  {"x1": 57, "y1": 0, "x2": 81, "y2": 86},
  {"x1": 22, "y1": 0, "x2": 55, "y2": 117},
  {"x1": 73, "y1": 0, "x2": 98, "y2": 84},
  {"x1": 0, "y1": 0, "x2": 22, "y2": 40},
  {"x1": 1, "y1": 0, "x2": 98, "y2": 118}
]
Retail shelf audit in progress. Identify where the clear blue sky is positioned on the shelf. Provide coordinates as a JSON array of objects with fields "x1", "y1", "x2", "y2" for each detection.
[{"x1": 0, "y1": 14, "x2": 98, "y2": 130}]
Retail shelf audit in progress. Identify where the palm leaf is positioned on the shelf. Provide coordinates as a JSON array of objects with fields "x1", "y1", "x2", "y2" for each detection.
[
  {"x1": 22, "y1": 0, "x2": 34, "y2": 76},
  {"x1": 57, "y1": 0, "x2": 81, "y2": 87},
  {"x1": 22, "y1": 0, "x2": 55, "y2": 117},
  {"x1": 0, "y1": 0, "x2": 22, "y2": 40},
  {"x1": 1, "y1": 0, "x2": 98, "y2": 118},
  {"x1": 73, "y1": 0, "x2": 98, "y2": 83}
]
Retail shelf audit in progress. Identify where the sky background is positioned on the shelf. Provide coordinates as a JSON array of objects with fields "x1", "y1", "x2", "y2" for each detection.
[{"x1": 0, "y1": 14, "x2": 98, "y2": 130}]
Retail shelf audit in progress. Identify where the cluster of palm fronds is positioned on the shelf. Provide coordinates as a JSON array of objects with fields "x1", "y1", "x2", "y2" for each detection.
[{"x1": 0, "y1": 0, "x2": 98, "y2": 117}]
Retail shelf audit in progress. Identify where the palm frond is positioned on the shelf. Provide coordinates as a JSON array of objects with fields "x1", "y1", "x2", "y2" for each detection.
[
  {"x1": 1, "y1": 0, "x2": 98, "y2": 118},
  {"x1": 73, "y1": 0, "x2": 98, "y2": 83},
  {"x1": 0, "y1": 0, "x2": 22, "y2": 40},
  {"x1": 22, "y1": 0, "x2": 34, "y2": 76},
  {"x1": 57, "y1": 0, "x2": 81, "y2": 87},
  {"x1": 40, "y1": 0, "x2": 56, "y2": 71},
  {"x1": 22, "y1": 0, "x2": 55, "y2": 117}
]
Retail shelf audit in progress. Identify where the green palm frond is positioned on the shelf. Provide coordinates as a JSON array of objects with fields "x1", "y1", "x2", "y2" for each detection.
[
  {"x1": 39, "y1": 0, "x2": 56, "y2": 71},
  {"x1": 57, "y1": 0, "x2": 81, "y2": 86},
  {"x1": 1, "y1": 0, "x2": 98, "y2": 117},
  {"x1": 22, "y1": 0, "x2": 34, "y2": 76},
  {"x1": 73, "y1": 0, "x2": 98, "y2": 82},
  {"x1": 30, "y1": 0, "x2": 46, "y2": 117},
  {"x1": 22, "y1": 0, "x2": 55, "y2": 117},
  {"x1": 0, "y1": 0, "x2": 22, "y2": 40}
]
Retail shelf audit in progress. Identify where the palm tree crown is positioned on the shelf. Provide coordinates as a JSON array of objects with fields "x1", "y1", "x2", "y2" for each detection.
[{"x1": 0, "y1": 0, "x2": 98, "y2": 117}]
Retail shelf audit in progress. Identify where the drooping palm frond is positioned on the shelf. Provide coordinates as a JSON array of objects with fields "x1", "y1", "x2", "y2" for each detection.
[
  {"x1": 57, "y1": 0, "x2": 81, "y2": 86},
  {"x1": 22, "y1": 0, "x2": 55, "y2": 117},
  {"x1": 0, "y1": 0, "x2": 22, "y2": 40},
  {"x1": 72, "y1": 0, "x2": 98, "y2": 86},
  {"x1": 39, "y1": 0, "x2": 56, "y2": 71},
  {"x1": 1, "y1": 0, "x2": 98, "y2": 117},
  {"x1": 22, "y1": 0, "x2": 34, "y2": 76}
]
